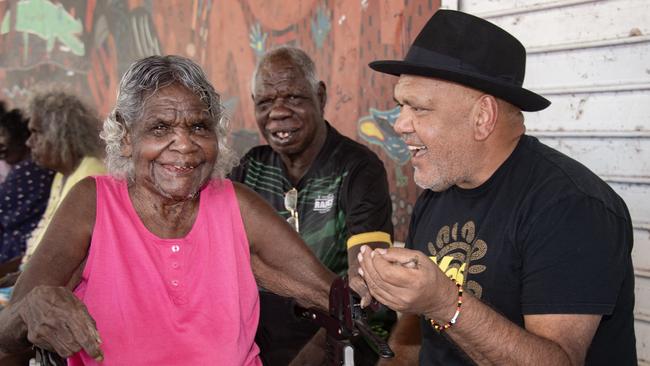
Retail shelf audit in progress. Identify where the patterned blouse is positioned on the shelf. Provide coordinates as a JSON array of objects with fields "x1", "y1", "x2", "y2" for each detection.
[{"x1": 0, "y1": 159, "x2": 54, "y2": 262}]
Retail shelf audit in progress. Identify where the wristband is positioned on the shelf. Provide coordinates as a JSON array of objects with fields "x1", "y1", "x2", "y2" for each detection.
[{"x1": 429, "y1": 280, "x2": 463, "y2": 332}]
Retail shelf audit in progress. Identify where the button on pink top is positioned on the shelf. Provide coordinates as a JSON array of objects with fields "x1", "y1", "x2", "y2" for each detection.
[{"x1": 70, "y1": 176, "x2": 261, "y2": 365}]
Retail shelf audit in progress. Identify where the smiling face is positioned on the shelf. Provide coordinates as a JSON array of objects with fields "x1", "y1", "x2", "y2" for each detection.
[
  {"x1": 252, "y1": 56, "x2": 327, "y2": 159},
  {"x1": 393, "y1": 75, "x2": 482, "y2": 191},
  {"x1": 124, "y1": 83, "x2": 218, "y2": 201}
]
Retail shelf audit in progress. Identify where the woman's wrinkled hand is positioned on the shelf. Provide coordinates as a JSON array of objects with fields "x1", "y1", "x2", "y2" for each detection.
[{"x1": 18, "y1": 286, "x2": 103, "y2": 361}]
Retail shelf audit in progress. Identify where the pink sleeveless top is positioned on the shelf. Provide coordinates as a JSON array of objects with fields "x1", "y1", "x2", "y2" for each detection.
[{"x1": 70, "y1": 176, "x2": 261, "y2": 365}]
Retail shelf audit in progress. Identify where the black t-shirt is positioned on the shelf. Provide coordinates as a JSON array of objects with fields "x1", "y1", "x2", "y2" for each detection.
[
  {"x1": 231, "y1": 122, "x2": 393, "y2": 275},
  {"x1": 407, "y1": 135, "x2": 636, "y2": 365}
]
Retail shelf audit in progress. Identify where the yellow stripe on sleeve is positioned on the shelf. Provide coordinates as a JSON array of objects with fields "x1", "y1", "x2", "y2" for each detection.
[{"x1": 346, "y1": 231, "x2": 392, "y2": 249}]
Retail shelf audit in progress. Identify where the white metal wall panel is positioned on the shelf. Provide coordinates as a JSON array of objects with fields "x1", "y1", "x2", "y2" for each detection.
[
  {"x1": 633, "y1": 228, "x2": 649, "y2": 347},
  {"x1": 460, "y1": 0, "x2": 649, "y2": 361},
  {"x1": 637, "y1": 279, "x2": 650, "y2": 315},
  {"x1": 638, "y1": 321, "x2": 650, "y2": 366},
  {"x1": 462, "y1": 0, "x2": 599, "y2": 16},
  {"x1": 526, "y1": 42, "x2": 650, "y2": 90},
  {"x1": 633, "y1": 229, "x2": 650, "y2": 270},
  {"x1": 538, "y1": 137, "x2": 650, "y2": 177},
  {"x1": 466, "y1": 0, "x2": 650, "y2": 48},
  {"x1": 525, "y1": 91, "x2": 650, "y2": 132},
  {"x1": 634, "y1": 272, "x2": 650, "y2": 336},
  {"x1": 611, "y1": 183, "x2": 650, "y2": 224}
]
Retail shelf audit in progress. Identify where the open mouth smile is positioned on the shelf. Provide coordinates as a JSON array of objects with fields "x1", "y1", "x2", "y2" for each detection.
[
  {"x1": 408, "y1": 144, "x2": 428, "y2": 158},
  {"x1": 161, "y1": 163, "x2": 199, "y2": 174},
  {"x1": 270, "y1": 128, "x2": 299, "y2": 144}
]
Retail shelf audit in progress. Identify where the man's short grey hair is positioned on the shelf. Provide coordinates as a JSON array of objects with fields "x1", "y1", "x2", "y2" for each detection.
[
  {"x1": 28, "y1": 91, "x2": 103, "y2": 165},
  {"x1": 101, "y1": 55, "x2": 237, "y2": 180},
  {"x1": 251, "y1": 46, "x2": 320, "y2": 96}
]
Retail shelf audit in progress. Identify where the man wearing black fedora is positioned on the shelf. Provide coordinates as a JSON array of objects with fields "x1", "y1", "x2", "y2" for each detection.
[{"x1": 357, "y1": 9, "x2": 636, "y2": 366}]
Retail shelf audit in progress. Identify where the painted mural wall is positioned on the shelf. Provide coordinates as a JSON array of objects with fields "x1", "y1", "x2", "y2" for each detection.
[{"x1": 0, "y1": 0, "x2": 441, "y2": 241}]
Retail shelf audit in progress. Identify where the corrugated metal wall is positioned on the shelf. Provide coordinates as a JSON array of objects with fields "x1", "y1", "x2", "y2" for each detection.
[{"x1": 444, "y1": 0, "x2": 649, "y2": 362}]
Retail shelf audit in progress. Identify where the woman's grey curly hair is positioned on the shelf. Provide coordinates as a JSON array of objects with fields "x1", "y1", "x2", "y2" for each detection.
[
  {"x1": 28, "y1": 91, "x2": 103, "y2": 165},
  {"x1": 102, "y1": 55, "x2": 237, "y2": 180}
]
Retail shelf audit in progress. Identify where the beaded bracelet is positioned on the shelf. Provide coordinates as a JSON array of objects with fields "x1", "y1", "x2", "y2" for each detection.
[{"x1": 429, "y1": 280, "x2": 463, "y2": 331}]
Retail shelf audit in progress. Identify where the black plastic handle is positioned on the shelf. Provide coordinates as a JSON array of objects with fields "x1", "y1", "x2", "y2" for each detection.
[{"x1": 354, "y1": 319, "x2": 395, "y2": 359}]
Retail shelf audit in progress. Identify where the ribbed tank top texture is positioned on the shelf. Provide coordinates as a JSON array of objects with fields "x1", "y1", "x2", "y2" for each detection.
[{"x1": 69, "y1": 176, "x2": 261, "y2": 365}]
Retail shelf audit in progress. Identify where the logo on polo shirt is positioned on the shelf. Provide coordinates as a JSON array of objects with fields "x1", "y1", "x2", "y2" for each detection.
[{"x1": 313, "y1": 194, "x2": 334, "y2": 213}]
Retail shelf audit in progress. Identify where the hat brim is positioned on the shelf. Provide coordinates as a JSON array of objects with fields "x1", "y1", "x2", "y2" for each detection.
[{"x1": 369, "y1": 60, "x2": 550, "y2": 112}]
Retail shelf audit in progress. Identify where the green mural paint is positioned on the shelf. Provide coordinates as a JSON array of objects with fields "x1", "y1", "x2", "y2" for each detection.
[
  {"x1": 23, "y1": 32, "x2": 29, "y2": 61},
  {"x1": 395, "y1": 165, "x2": 408, "y2": 187},
  {"x1": 1, "y1": 11, "x2": 10, "y2": 34},
  {"x1": 12, "y1": 0, "x2": 85, "y2": 56},
  {"x1": 249, "y1": 23, "x2": 267, "y2": 58}
]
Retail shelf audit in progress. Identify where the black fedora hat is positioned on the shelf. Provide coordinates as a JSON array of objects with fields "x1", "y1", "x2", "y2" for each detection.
[{"x1": 369, "y1": 10, "x2": 550, "y2": 112}]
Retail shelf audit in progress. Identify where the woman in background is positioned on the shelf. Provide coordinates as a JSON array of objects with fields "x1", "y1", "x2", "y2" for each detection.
[
  {"x1": 0, "y1": 105, "x2": 53, "y2": 279},
  {"x1": 21, "y1": 91, "x2": 106, "y2": 265},
  {"x1": 0, "y1": 91, "x2": 106, "y2": 292}
]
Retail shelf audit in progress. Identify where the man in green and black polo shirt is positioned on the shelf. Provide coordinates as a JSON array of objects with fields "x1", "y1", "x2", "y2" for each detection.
[{"x1": 230, "y1": 46, "x2": 394, "y2": 365}]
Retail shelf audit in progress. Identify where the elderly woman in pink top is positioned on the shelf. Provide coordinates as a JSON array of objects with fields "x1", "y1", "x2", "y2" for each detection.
[{"x1": 0, "y1": 55, "x2": 335, "y2": 365}]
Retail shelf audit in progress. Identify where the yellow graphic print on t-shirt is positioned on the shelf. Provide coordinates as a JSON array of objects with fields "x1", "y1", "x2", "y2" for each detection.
[{"x1": 426, "y1": 220, "x2": 487, "y2": 298}]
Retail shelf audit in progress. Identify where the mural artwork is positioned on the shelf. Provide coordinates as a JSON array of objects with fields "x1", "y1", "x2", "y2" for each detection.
[{"x1": 0, "y1": 0, "x2": 440, "y2": 240}]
